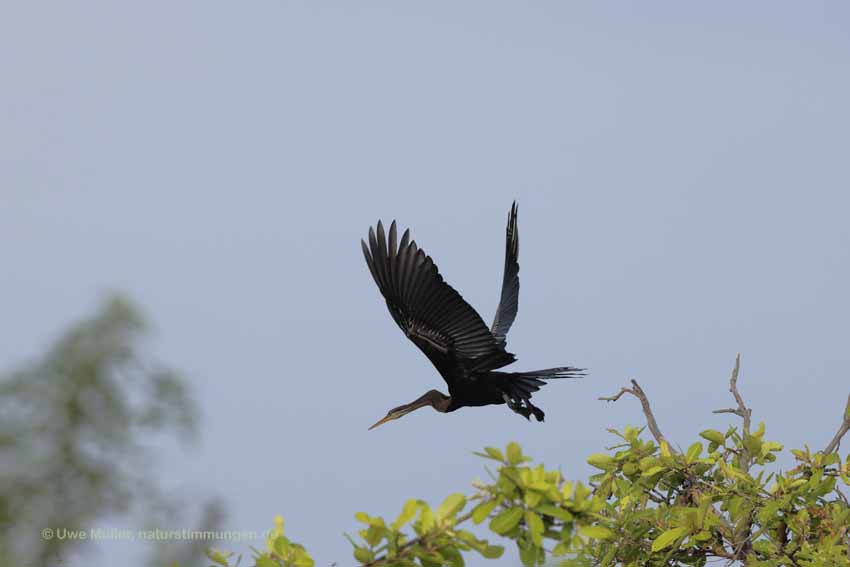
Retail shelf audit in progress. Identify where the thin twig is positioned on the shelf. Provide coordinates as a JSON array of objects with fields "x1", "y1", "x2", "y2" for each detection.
[
  {"x1": 712, "y1": 353, "x2": 751, "y2": 435},
  {"x1": 599, "y1": 379, "x2": 673, "y2": 451},
  {"x1": 823, "y1": 393, "x2": 850, "y2": 454}
]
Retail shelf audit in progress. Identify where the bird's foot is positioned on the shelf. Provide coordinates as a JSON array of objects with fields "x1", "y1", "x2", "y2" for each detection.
[
  {"x1": 503, "y1": 393, "x2": 535, "y2": 420},
  {"x1": 527, "y1": 402, "x2": 545, "y2": 422}
]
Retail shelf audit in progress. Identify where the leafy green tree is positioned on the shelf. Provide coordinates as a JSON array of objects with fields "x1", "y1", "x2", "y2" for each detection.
[
  {"x1": 209, "y1": 356, "x2": 850, "y2": 567},
  {"x1": 0, "y1": 295, "x2": 212, "y2": 567}
]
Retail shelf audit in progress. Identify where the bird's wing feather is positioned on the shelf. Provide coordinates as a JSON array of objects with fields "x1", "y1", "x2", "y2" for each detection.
[
  {"x1": 362, "y1": 220, "x2": 514, "y2": 383},
  {"x1": 490, "y1": 202, "x2": 520, "y2": 346}
]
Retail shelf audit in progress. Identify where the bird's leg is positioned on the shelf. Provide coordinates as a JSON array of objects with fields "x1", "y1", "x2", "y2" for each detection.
[
  {"x1": 502, "y1": 393, "x2": 532, "y2": 420},
  {"x1": 525, "y1": 399, "x2": 545, "y2": 422}
]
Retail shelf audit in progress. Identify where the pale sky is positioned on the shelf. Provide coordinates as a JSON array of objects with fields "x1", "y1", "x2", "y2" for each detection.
[{"x1": 2, "y1": 3, "x2": 849, "y2": 566}]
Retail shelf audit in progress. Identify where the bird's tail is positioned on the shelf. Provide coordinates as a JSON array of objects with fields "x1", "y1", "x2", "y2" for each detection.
[
  {"x1": 498, "y1": 367, "x2": 585, "y2": 422},
  {"x1": 511, "y1": 366, "x2": 585, "y2": 380}
]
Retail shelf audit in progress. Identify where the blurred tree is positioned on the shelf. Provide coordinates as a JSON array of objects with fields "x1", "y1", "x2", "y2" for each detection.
[{"x1": 0, "y1": 294, "x2": 214, "y2": 567}]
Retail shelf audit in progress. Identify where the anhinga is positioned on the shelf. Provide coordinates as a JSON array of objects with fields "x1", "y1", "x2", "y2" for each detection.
[{"x1": 362, "y1": 202, "x2": 583, "y2": 430}]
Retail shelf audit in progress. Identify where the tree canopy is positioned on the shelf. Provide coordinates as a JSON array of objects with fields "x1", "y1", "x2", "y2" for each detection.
[{"x1": 208, "y1": 356, "x2": 850, "y2": 567}]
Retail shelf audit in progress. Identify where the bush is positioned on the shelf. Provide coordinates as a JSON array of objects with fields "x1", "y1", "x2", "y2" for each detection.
[{"x1": 207, "y1": 356, "x2": 850, "y2": 567}]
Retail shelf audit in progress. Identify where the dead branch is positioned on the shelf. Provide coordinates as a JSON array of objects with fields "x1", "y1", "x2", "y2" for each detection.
[
  {"x1": 823, "y1": 393, "x2": 850, "y2": 454},
  {"x1": 599, "y1": 379, "x2": 673, "y2": 451},
  {"x1": 712, "y1": 353, "x2": 751, "y2": 434},
  {"x1": 712, "y1": 354, "x2": 753, "y2": 470}
]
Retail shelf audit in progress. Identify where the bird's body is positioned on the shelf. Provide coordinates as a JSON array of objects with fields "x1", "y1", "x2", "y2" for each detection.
[{"x1": 362, "y1": 203, "x2": 582, "y2": 429}]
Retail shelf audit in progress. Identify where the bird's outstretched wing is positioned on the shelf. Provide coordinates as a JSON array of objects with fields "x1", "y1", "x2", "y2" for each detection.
[
  {"x1": 490, "y1": 202, "x2": 519, "y2": 347},
  {"x1": 362, "y1": 220, "x2": 515, "y2": 380}
]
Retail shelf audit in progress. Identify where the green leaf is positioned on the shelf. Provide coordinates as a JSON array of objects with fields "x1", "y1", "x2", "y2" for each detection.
[
  {"x1": 501, "y1": 467, "x2": 524, "y2": 489},
  {"x1": 700, "y1": 429, "x2": 726, "y2": 445},
  {"x1": 471, "y1": 499, "x2": 498, "y2": 524},
  {"x1": 761, "y1": 441, "x2": 784, "y2": 454},
  {"x1": 392, "y1": 499, "x2": 419, "y2": 530},
  {"x1": 419, "y1": 503, "x2": 435, "y2": 533},
  {"x1": 623, "y1": 425, "x2": 643, "y2": 441},
  {"x1": 651, "y1": 527, "x2": 688, "y2": 552},
  {"x1": 480, "y1": 545, "x2": 504, "y2": 559},
  {"x1": 441, "y1": 547, "x2": 465, "y2": 567},
  {"x1": 758, "y1": 501, "x2": 782, "y2": 524},
  {"x1": 293, "y1": 552, "x2": 314, "y2": 567},
  {"x1": 256, "y1": 556, "x2": 278, "y2": 567},
  {"x1": 641, "y1": 466, "x2": 665, "y2": 477},
  {"x1": 579, "y1": 525, "x2": 614, "y2": 540},
  {"x1": 273, "y1": 536, "x2": 290, "y2": 556},
  {"x1": 587, "y1": 453, "x2": 616, "y2": 470},
  {"x1": 362, "y1": 525, "x2": 383, "y2": 547},
  {"x1": 536, "y1": 504, "x2": 573, "y2": 521},
  {"x1": 519, "y1": 542, "x2": 538, "y2": 567},
  {"x1": 743, "y1": 434, "x2": 762, "y2": 456},
  {"x1": 639, "y1": 456, "x2": 660, "y2": 471},
  {"x1": 685, "y1": 442, "x2": 703, "y2": 463},
  {"x1": 506, "y1": 442, "x2": 523, "y2": 465},
  {"x1": 485, "y1": 447, "x2": 505, "y2": 461},
  {"x1": 526, "y1": 511, "x2": 544, "y2": 546},
  {"x1": 353, "y1": 547, "x2": 374, "y2": 563},
  {"x1": 456, "y1": 529, "x2": 480, "y2": 545},
  {"x1": 437, "y1": 493, "x2": 466, "y2": 522},
  {"x1": 489, "y1": 508, "x2": 523, "y2": 535},
  {"x1": 697, "y1": 495, "x2": 713, "y2": 527},
  {"x1": 523, "y1": 490, "x2": 542, "y2": 508},
  {"x1": 205, "y1": 549, "x2": 231, "y2": 567}
]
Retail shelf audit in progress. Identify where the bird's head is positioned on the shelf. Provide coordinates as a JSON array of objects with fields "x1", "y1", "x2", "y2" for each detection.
[
  {"x1": 368, "y1": 390, "x2": 449, "y2": 431},
  {"x1": 368, "y1": 403, "x2": 417, "y2": 431}
]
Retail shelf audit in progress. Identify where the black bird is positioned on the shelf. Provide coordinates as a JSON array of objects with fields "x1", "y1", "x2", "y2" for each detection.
[{"x1": 362, "y1": 202, "x2": 583, "y2": 430}]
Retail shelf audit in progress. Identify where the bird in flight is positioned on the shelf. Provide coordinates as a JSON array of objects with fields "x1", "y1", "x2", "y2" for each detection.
[{"x1": 361, "y1": 202, "x2": 583, "y2": 430}]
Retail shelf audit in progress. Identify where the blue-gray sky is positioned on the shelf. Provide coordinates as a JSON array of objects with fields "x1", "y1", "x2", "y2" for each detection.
[{"x1": 3, "y1": 2, "x2": 849, "y2": 565}]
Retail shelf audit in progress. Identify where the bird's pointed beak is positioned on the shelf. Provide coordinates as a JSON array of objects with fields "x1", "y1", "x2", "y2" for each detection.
[{"x1": 368, "y1": 413, "x2": 396, "y2": 431}]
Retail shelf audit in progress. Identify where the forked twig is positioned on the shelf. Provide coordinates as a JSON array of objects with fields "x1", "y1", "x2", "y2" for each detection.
[
  {"x1": 712, "y1": 354, "x2": 754, "y2": 471},
  {"x1": 712, "y1": 353, "x2": 751, "y2": 435},
  {"x1": 599, "y1": 379, "x2": 672, "y2": 450}
]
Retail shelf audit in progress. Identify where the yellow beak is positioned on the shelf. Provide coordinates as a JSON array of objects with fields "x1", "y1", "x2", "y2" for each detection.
[{"x1": 368, "y1": 413, "x2": 397, "y2": 431}]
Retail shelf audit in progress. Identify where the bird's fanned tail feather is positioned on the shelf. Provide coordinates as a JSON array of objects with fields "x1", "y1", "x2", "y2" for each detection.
[{"x1": 512, "y1": 366, "x2": 585, "y2": 379}]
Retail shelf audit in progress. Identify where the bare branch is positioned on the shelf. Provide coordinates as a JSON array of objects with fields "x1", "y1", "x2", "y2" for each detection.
[
  {"x1": 823, "y1": 393, "x2": 850, "y2": 454},
  {"x1": 713, "y1": 408, "x2": 741, "y2": 416},
  {"x1": 712, "y1": 354, "x2": 754, "y2": 472},
  {"x1": 711, "y1": 354, "x2": 751, "y2": 435},
  {"x1": 598, "y1": 387, "x2": 630, "y2": 403},
  {"x1": 599, "y1": 379, "x2": 673, "y2": 450}
]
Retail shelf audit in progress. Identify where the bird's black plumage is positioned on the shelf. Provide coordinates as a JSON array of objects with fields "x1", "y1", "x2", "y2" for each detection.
[
  {"x1": 362, "y1": 202, "x2": 582, "y2": 429},
  {"x1": 491, "y1": 201, "x2": 519, "y2": 347}
]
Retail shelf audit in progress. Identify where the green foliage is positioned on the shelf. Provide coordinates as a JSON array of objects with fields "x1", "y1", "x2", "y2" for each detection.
[{"x1": 210, "y1": 423, "x2": 850, "y2": 567}]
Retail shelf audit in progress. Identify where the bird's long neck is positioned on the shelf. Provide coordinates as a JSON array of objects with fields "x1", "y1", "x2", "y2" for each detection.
[{"x1": 410, "y1": 389, "x2": 451, "y2": 413}]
